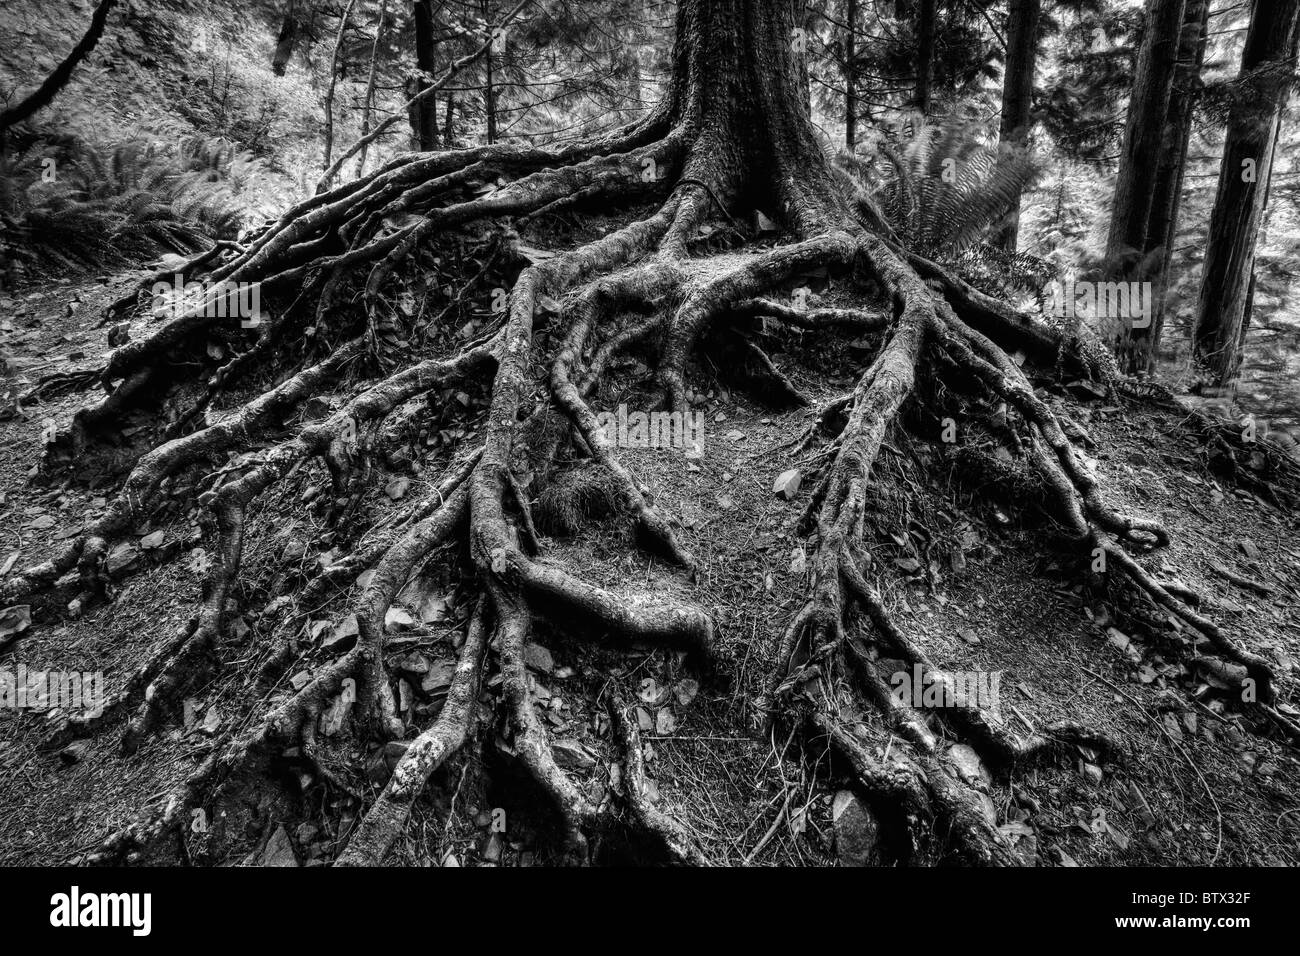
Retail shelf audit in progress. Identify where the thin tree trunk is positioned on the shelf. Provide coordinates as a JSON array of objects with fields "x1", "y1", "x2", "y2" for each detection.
[
  {"x1": 916, "y1": 0, "x2": 936, "y2": 113},
  {"x1": 0, "y1": 0, "x2": 118, "y2": 136},
  {"x1": 315, "y1": 0, "x2": 528, "y2": 192},
  {"x1": 992, "y1": 0, "x2": 1040, "y2": 251},
  {"x1": 410, "y1": 0, "x2": 440, "y2": 150},
  {"x1": 844, "y1": 0, "x2": 857, "y2": 150},
  {"x1": 355, "y1": 0, "x2": 390, "y2": 177},
  {"x1": 445, "y1": 92, "x2": 456, "y2": 144},
  {"x1": 271, "y1": 0, "x2": 301, "y2": 76},
  {"x1": 483, "y1": 0, "x2": 498, "y2": 144},
  {"x1": 1193, "y1": 0, "x2": 1300, "y2": 385},
  {"x1": 321, "y1": 0, "x2": 358, "y2": 187},
  {"x1": 1105, "y1": 0, "x2": 1186, "y2": 268},
  {"x1": 1128, "y1": 0, "x2": 1209, "y2": 372}
]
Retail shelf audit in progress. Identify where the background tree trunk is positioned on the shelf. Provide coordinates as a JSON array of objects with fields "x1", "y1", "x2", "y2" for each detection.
[
  {"x1": 409, "y1": 0, "x2": 441, "y2": 150},
  {"x1": 1193, "y1": 0, "x2": 1300, "y2": 385},
  {"x1": 483, "y1": 0, "x2": 498, "y2": 144},
  {"x1": 354, "y1": 0, "x2": 389, "y2": 176},
  {"x1": 844, "y1": 0, "x2": 857, "y2": 150},
  {"x1": 992, "y1": 0, "x2": 1040, "y2": 251},
  {"x1": 1105, "y1": 0, "x2": 1186, "y2": 268},
  {"x1": 915, "y1": 0, "x2": 936, "y2": 113},
  {"x1": 271, "y1": 0, "x2": 301, "y2": 76},
  {"x1": 1128, "y1": 0, "x2": 1209, "y2": 372},
  {"x1": 321, "y1": 0, "x2": 358, "y2": 185}
]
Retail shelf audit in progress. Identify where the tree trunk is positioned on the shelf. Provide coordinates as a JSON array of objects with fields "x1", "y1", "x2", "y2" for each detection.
[
  {"x1": 1126, "y1": 0, "x2": 1209, "y2": 372},
  {"x1": 1105, "y1": 0, "x2": 1186, "y2": 268},
  {"x1": 271, "y1": 0, "x2": 301, "y2": 76},
  {"x1": 355, "y1": 0, "x2": 389, "y2": 177},
  {"x1": 844, "y1": 0, "x2": 857, "y2": 150},
  {"x1": 992, "y1": 0, "x2": 1040, "y2": 251},
  {"x1": 916, "y1": 0, "x2": 936, "y2": 114},
  {"x1": 1193, "y1": 0, "x2": 1300, "y2": 385},
  {"x1": 483, "y1": 0, "x2": 498, "y2": 144},
  {"x1": 321, "y1": 0, "x2": 358, "y2": 186},
  {"x1": 409, "y1": 0, "x2": 440, "y2": 150}
]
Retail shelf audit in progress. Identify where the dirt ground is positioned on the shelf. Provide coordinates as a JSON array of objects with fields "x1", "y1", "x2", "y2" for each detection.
[{"x1": 2, "y1": 264, "x2": 1299, "y2": 867}]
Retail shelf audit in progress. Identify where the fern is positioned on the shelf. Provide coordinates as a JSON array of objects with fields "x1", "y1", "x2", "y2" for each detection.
[
  {"x1": 836, "y1": 112, "x2": 1054, "y2": 300},
  {"x1": 854, "y1": 113, "x2": 1043, "y2": 258},
  {"x1": 0, "y1": 134, "x2": 264, "y2": 278}
]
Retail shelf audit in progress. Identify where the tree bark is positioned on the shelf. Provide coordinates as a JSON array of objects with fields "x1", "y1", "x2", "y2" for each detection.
[
  {"x1": 1105, "y1": 0, "x2": 1186, "y2": 266},
  {"x1": 321, "y1": 0, "x2": 358, "y2": 186},
  {"x1": 1126, "y1": 0, "x2": 1209, "y2": 371},
  {"x1": 409, "y1": 0, "x2": 441, "y2": 150},
  {"x1": 355, "y1": 0, "x2": 389, "y2": 177},
  {"x1": 271, "y1": 0, "x2": 301, "y2": 76},
  {"x1": 1193, "y1": 0, "x2": 1300, "y2": 385},
  {"x1": 0, "y1": 0, "x2": 118, "y2": 136},
  {"x1": 916, "y1": 0, "x2": 936, "y2": 113},
  {"x1": 991, "y1": 0, "x2": 1040, "y2": 251},
  {"x1": 483, "y1": 0, "x2": 498, "y2": 144},
  {"x1": 844, "y1": 0, "x2": 857, "y2": 150}
]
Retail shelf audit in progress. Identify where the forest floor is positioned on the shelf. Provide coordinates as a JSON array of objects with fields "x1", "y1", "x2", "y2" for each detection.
[{"x1": 2, "y1": 258, "x2": 1299, "y2": 867}]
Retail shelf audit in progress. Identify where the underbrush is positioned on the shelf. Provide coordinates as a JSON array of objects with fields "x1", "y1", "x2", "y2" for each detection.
[{"x1": 0, "y1": 133, "x2": 270, "y2": 282}]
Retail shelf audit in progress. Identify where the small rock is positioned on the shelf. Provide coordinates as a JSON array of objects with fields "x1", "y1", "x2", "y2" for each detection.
[
  {"x1": 140, "y1": 530, "x2": 166, "y2": 549},
  {"x1": 397, "y1": 651, "x2": 430, "y2": 674},
  {"x1": 384, "y1": 607, "x2": 416, "y2": 632},
  {"x1": 832, "y1": 790, "x2": 880, "y2": 866},
  {"x1": 944, "y1": 743, "x2": 991, "y2": 789},
  {"x1": 279, "y1": 537, "x2": 309, "y2": 563},
  {"x1": 1106, "y1": 627, "x2": 1130, "y2": 652},
  {"x1": 367, "y1": 741, "x2": 409, "y2": 785},
  {"x1": 105, "y1": 542, "x2": 140, "y2": 576},
  {"x1": 772, "y1": 468, "x2": 802, "y2": 500},
  {"x1": 420, "y1": 660, "x2": 456, "y2": 695},
  {"x1": 59, "y1": 740, "x2": 91, "y2": 764},
  {"x1": 524, "y1": 643, "x2": 555, "y2": 675},
  {"x1": 257, "y1": 826, "x2": 299, "y2": 867},
  {"x1": 673, "y1": 678, "x2": 700, "y2": 708},
  {"x1": 655, "y1": 708, "x2": 676, "y2": 734},
  {"x1": 323, "y1": 614, "x2": 360, "y2": 650},
  {"x1": 384, "y1": 477, "x2": 411, "y2": 500},
  {"x1": 320, "y1": 690, "x2": 354, "y2": 736},
  {"x1": 958, "y1": 628, "x2": 981, "y2": 646},
  {"x1": 551, "y1": 739, "x2": 597, "y2": 772},
  {"x1": 1237, "y1": 538, "x2": 1261, "y2": 561}
]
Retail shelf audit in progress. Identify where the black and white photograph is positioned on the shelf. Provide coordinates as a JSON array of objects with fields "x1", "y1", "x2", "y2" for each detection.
[{"x1": 0, "y1": 0, "x2": 1294, "y2": 933}]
